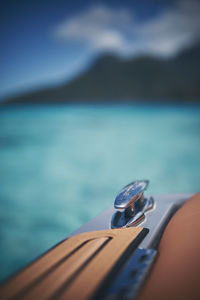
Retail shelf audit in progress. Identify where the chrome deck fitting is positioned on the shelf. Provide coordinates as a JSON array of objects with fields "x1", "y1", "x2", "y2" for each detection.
[{"x1": 111, "y1": 180, "x2": 154, "y2": 228}]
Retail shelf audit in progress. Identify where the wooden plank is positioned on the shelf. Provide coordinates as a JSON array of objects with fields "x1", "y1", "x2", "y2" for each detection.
[
  {"x1": 0, "y1": 235, "x2": 95, "y2": 299},
  {"x1": 0, "y1": 227, "x2": 147, "y2": 300},
  {"x1": 22, "y1": 237, "x2": 108, "y2": 300},
  {"x1": 59, "y1": 227, "x2": 145, "y2": 300}
]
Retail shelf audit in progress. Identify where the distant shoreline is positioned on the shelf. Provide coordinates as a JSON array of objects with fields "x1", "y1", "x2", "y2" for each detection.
[
  {"x1": 2, "y1": 41, "x2": 200, "y2": 105},
  {"x1": 1, "y1": 99, "x2": 200, "y2": 108}
]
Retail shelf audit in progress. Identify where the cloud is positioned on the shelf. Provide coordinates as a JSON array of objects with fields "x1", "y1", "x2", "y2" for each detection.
[
  {"x1": 138, "y1": 0, "x2": 200, "y2": 56},
  {"x1": 53, "y1": 5, "x2": 133, "y2": 52},
  {"x1": 53, "y1": 1, "x2": 200, "y2": 57}
]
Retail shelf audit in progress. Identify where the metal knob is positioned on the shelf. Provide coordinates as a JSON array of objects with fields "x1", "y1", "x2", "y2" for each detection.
[
  {"x1": 114, "y1": 180, "x2": 149, "y2": 209},
  {"x1": 111, "y1": 180, "x2": 154, "y2": 228}
]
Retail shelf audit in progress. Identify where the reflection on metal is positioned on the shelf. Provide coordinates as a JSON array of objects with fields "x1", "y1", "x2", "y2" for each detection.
[
  {"x1": 111, "y1": 180, "x2": 154, "y2": 228},
  {"x1": 100, "y1": 248, "x2": 157, "y2": 300}
]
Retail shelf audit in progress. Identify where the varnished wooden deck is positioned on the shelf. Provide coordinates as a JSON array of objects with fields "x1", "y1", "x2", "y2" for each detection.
[{"x1": 0, "y1": 227, "x2": 147, "y2": 300}]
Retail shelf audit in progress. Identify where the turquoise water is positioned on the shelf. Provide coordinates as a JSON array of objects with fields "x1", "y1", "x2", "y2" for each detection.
[{"x1": 0, "y1": 104, "x2": 200, "y2": 281}]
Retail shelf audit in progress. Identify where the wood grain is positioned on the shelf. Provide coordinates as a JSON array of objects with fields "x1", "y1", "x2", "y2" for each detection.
[{"x1": 0, "y1": 227, "x2": 146, "y2": 300}]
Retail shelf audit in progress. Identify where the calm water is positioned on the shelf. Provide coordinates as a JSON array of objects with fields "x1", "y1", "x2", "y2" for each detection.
[{"x1": 0, "y1": 104, "x2": 200, "y2": 281}]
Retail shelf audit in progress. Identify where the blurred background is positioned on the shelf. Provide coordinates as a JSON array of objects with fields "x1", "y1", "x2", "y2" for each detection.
[{"x1": 0, "y1": 0, "x2": 200, "y2": 282}]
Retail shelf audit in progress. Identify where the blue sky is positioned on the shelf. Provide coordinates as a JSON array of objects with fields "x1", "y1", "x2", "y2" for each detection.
[{"x1": 1, "y1": 0, "x2": 200, "y2": 99}]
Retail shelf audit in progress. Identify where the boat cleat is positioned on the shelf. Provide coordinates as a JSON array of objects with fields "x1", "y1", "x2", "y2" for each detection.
[{"x1": 111, "y1": 180, "x2": 154, "y2": 228}]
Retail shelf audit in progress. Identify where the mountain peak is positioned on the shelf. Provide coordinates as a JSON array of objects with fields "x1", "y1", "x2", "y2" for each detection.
[{"x1": 3, "y1": 40, "x2": 200, "y2": 104}]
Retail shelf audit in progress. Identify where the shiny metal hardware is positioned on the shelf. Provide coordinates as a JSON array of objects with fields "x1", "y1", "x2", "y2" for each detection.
[
  {"x1": 101, "y1": 248, "x2": 157, "y2": 299},
  {"x1": 111, "y1": 180, "x2": 154, "y2": 228}
]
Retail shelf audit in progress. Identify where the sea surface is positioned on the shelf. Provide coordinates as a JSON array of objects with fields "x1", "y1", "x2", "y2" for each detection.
[{"x1": 0, "y1": 103, "x2": 200, "y2": 282}]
